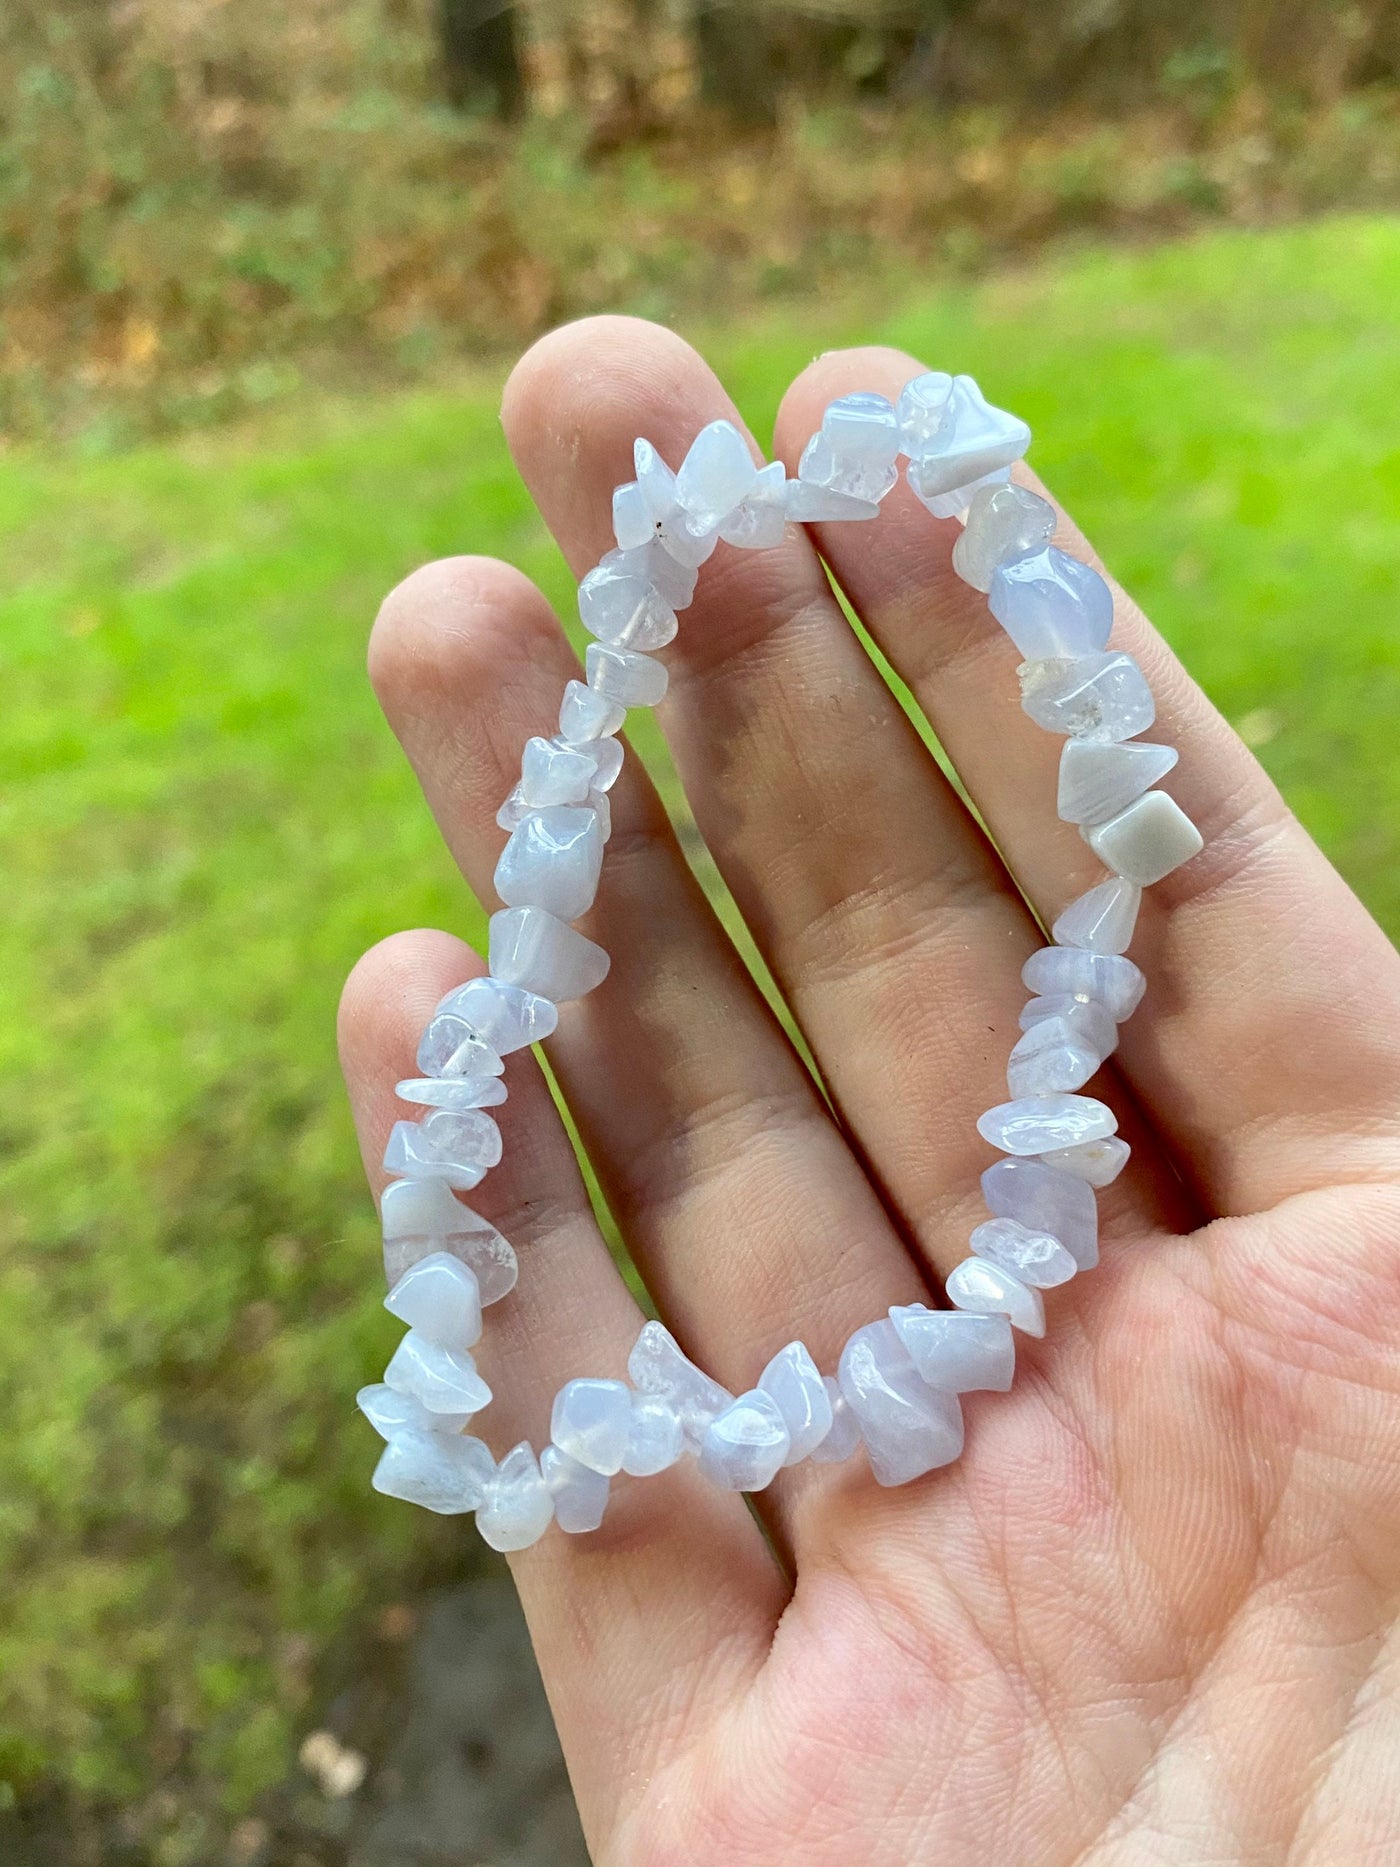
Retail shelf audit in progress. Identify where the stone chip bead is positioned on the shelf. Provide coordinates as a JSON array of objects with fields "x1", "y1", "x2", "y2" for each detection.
[
  {"x1": 628, "y1": 1321, "x2": 733, "y2": 1450},
  {"x1": 385, "y1": 1251, "x2": 483, "y2": 1348},
  {"x1": 558, "y1": 678, "x2": 625, "y2": 746},
  {"x1": 383, "y1": 1109, "x2": 502, "y2": 1191},
  {"x1": 838, "y1": 1319, "x2": 964, "y2": 1486},
  {"x1": 977, "y1": 1093, "x2": 1117, "y2": 1157},
  {"x1": 1006, "y1": 1014, "x2": 1104, "y2": 1096},
  {"x1": 434, "y1": 977, "x2": 558, "y2": 1056},
  {"x1": 674, "y1": 420, "x2": 758, "y2": 534},
  {"x1": 904, "y1": 375, "x2": 1031, "y2": 507},
  {"x1": 415, "y1": 1015, "x2": 504, "y2": 1081},
  {"x1": 889, "y1": 1304, "x2": 1015, "y2": 1393},
  {"x1": 380, "y1": 1177, "x2": 519, "y2": 1300},
  {"x1": 1086, "y1": 790, "x2": 1204, "y2": 887},
  {"x1": 577, "y1": 559, "x2": 678, "y2": 653},
  {"x1": 699, "y1": 1390, "x2": 791, "y2": 1492},
  {"x1": 550, "y1": 1378, "x2": 633, "y2": 1476},
  {"x1": 372, "y1": 1430, "x2": 496, "y2": 1515},
  {"x1": 519, "y1": 735, "x2": 597, "y2": 808},
  {"x1": 1019, "y1": 993, "x2": 1118, "y2": 1059},
  {"x1": 798, "y1": 391, "x2": 901, "y2": 504},
  {"x1": 621, "y1": 1395, "x2": 686, "y2": 1477},
  {"x1": 1022, "y1": 946, "x2": 1146, "y2": 1021},
  {"x1": 951, "y1": 482, "x2": 1057, "y2": 593},
  {"x1": 720, "y1": 459, "x2": 788, "y2": 549},
  {"x1": 1057, "y1": 738, "x2": 1179, "y2": 826},
  {"x1": 1052, "y1": 877, "x2": 1142, "y2": 956},
  {"x1": 1020, "y1": 651, "x2": 1156, "y2": 742},
  {"x1": 394, "y1": 1074, "x2": 508, "y2": 1112},
  {"x1": 895, "y1": 370, "x2": 953, "y2": 453},
  {"x1": 384, "y1": 1330, "x2": 492, "y2": 1416},
  {"x1": 971, "y1": 1217, "x2": 1077, "y2": 1289},
  {"x1": 758, "y1": 1341, "x2": 835, "y2": 1465},
  {"x1": 989, "y1": 546, "x2": 1115, "y2": 662},
  {"x1": 946, "y1": 1256, "x2": 1046, "y2": 1338},
  {"x1": 488, "y1": 906, "x2": 610, "y2": 1003},
  {"x1": 1038, "y1": 1135, "x2": 1131, "y2": 1187},
  {"x1": 784, "y1": 479, "x2": 880, "y2": 522},
  {"x1": 476, "y1": 1442, "x2": 555, "y2": 1552},
  {"x1": 809, "y1": 1378, "x2": 863, "y2": 1465},
  {"x1": 982, "y1": 1156, "x2": 1098, "y2": 1270},
  {"x1": 586, "y1": 641, "x2": 669, "y2": 709},
  {"x1": 541, "y1": 1446, "x2": 611, "y2": 1534},
  {"x1": 494, "y1": 805, "x2": 605, "y2": 923},
  {"x1": 357, "y1": 1382, "x2": 475, "y2": 1438}
]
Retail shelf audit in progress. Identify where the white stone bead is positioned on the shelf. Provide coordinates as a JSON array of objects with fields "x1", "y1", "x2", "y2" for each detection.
[
  {"x1": 656, "y1": 513, "x2": 719, "y2": 570},
  {"x1": 1006, "y1": 1014, "x2": 1104, "y2": 1096},
  {"x1": 698, "y1": 1390, "x2": 791, "y2": 1492},
  {"x1": 971, "y1": 1217, "x2": 1077, "y2": 1290},
  {"x1": 577, "y1": 734, "x2": 624, "y2": 792},
  {"x1": 476, "y1": 1442, "x2": 554, "y2": 1552},
  {"x1": 612, "y1": 480, "x2": 654, "y2": 552},
  {"x1": 559, "y1": 678, "x2": 626, "y2": 745},
  {"x1": 1020, "y1": 651, "x2": 1156, "y2": 742},
  {"x1": 1052, "y1": 877, "x2": 1142, "y2": 955},
  {"x1": 541, "y1": 1445, "x2": 610, "y2": 1534},
  {"x1": 605, "y1": 540, "x2": 698, "y2": 612},
  {"x1": 488, "y1": 906, "x2": 609, "y2": 1003},
  {"x1": 385, "y1": 1251, "x2": 483, "y2": 1348},
  {"x1": 394, "y1": 1075, "x2": 507, "y2": 1112},
  {"x1": 895, "y1": 370, "x2": 954, "y2": 454},
  {"x1": 809, "y1": 1378, "x2": 863, "y2": 1464},
  {"x1": 496, "y1": 782, "x2": 531, "y2": 833},
  {"x1": 982, "y1": 1156, "x2": 1098, "y2": 1270},
  {"x1": 586, "y1": 641, "x2": 669, "y2": 708},
  {"x1": 494, "y1": 805, "x2": 604, "y2": 923},
  {"x1": 719, "y1": 459, "x2": 788, "y2": 549},
  {"x1": 946, "y1": 1257, "x2": 1045, "y2": 1337},
  {"x1": 372, "y1": 1429, "x2": 496, "y2": 1515},
  {"x1": 384, "y1": 1330, "x2": 492, "y2": 1416},
  {"x1": 1057, "y1": 738, "x2": 1179, "y2": 825},
  {"x1": 519, "y1": 735, "x2": 597, "y2": 808},
  {"x1": 977, "y1": 1094, "x2": 1117, "y2": 1156},
  {"x1": 415, "y1": 1015, "x2": 504, "y2": 1081},
  {"x1": 951, "y1": 482, "x2": 1057, "y2": 592},
  {"x1": 434, "y1": 977, "x2": 558, "y2": 1055},
  {"x1": 634, "y1": 437, "x2": 681, "y2": 522},
  {"x1": 675, "y1": 420, "x2": 758, "y2": 533},
  {"x1": 357, "y1": 1382, "x2": 475, "y2": 1438},
  {"x1": 550, "y1": 1378, "x2": 633, "y2": 1476},
  {"x1": 914, "y1": 465, "x2": 1013, "y2": 521},
  {"x1": 758, "y1": 1341, "x2": 834, "y2": 1466},
  {"x1": 902, "y1": 374, "x2": 1030, "y2": 499},
  {"x1": 989, "y1": 546, "x2": 1114, "y2": 661},
  {"x1": 382, "y1": 1110, "x2": 502, "y2": 1191},
  {"x1": 621, "y1": 1395, "x2": 685, "y2": 1476},
  {"x1": 1022, "y1": 946, "x2": 1146, "y2": 1021},
  {"x1": 1037, "y1": 1135, "x2": 1131, "y2": 1187},
  {"x1": 586, "y1": 787, "x2": 611, "y2": 842},
  {"x1": 784, "y1": 479, "x2": 881, "y2": 522},
  {"x1": 1018, "y1": 994, "x2": 1118, "y2": 1058},
  {"x1": 838, "y1": 1319, "x2": 964, "y2": 1486},
  {"x1": 578, "y1": 560, "x2": 678, "y2": 653},
  {"x1": 799, "y1": 392, "x2": 901, "y2": 504},
  {"x1": 1086, "y1": 790, "x2": 1204, "y2": 887},
  {"x1": 627, "y1": 1321, "x2": 732, "y2": 1451},
  {"x1": 888, "y1": 1304, "x2": 1015, "y2": 1393},
  {"x1": 380, "y1": 1178, "x2": 519, "y2": 1302}
]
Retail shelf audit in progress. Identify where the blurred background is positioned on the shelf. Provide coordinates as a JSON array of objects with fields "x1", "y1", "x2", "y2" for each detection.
[{"x1": 1, "y1": 3, "x2": 1397, "y2": 1863}]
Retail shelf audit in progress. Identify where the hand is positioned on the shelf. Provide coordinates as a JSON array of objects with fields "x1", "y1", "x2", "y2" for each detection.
[{"x1": 338, "y1": 321, "x2": 1400, "y2": 1866}]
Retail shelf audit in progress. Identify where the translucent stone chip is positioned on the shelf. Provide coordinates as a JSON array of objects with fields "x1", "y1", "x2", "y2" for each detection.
[
  {"x1": 674, "y1": 420, "x2": 758, "y2": 534},
  {"x1": 357, "y1": 1382, "x2": 475, "y2": 1438},
  {"x1": 577, "y1": 560, "x2": 677, "y2": 653},
  {"x1": 1022, "y1": 946, "x2": 1146, "y2": 1022},
  {"x1": 1020, "y1": 651, "x2": 1156, "y2": 743},
  {"x1": 559, "y1": 678, "x2": 626, "y2": 745},
  {"x1": 698, "y1": 1390, "x2": 791, "y2": 1492},
  {"x1": 550, "y1": 1378, "x2": 633, "y2": 1476},
  {"x1": 621, "y1": 1395, "x2": 685, "y2": 1477},
  {"x1": 981, "y1": 1156, "x2": 1098, "y2": 1271},
  {"x1": 433, "y1": 977, "x2": 557, "y2": 1055},
  {"x1": 758, "y1": 1341, "x2": 834, "y2": 1465},
  {"x1": 784, "y1": 479, "x2": 881, "y2": 523},
  {"x1": 372, "y1": 1429, "x2": 495, "y2": 1515},
  {"x1": 1019, "y1": 994, "x2": 1118, "y2": 1058},
  {"x1": 951, "y1": 482, "x2": 1057, "y2": 593},
  {"x1": 1052, "y1": 877, "x2": 1142, "y2": 956},
  {"x1": 476, "y1": 1442, "x2": 554, "y2": 1552},
  {"x1": 971, "y1": 1217, "x2": 1077, "y2": 1290},
  {"x1": 889, "y1": 1304, "x2": 1015, "y2": 1393},
  {"x1": 542, "y1": 1446, "x2": 610, "y2": 1534},
  {"x1": 946, "y1": 1257, "x2": 1046, "y2": 1338},
  {"x1": 634, "y1": 437, "x2": 681, "y2": 522},
  {"x1": 494, "y1": 805, "x2": 605, "y2": 923},
  {"x1": 385, "y1": 1251, "x2": 483, "y2": 1349},
  {"x1": 977, "y1": 1094, "x2": 1117, "y2": 1157},
  {"x1": 488, "y1": 906, "x2": 609, "y2": 1003},
  {"x1": 627, "y1": 1321, "x2": 732, "y2": 1450},
  {"x1": 520, "y1": 735, "x2": 597, "y2": 808},
  {"x1": 989, "y1": 546, "x2": 1115, "y2": 662},
  {"x1": 395, "y1": 1075, "x2": 508, "y2": 1112},
  {"x1": 809, "y1": 1378, "x2": 863, "y2": 1465},
  {"x1": 1006, "y1": 1014, "x2": 1104, "y2": 1097},
  {"x1": 719, "y1": 460, "x2": 788, "y2": 549},
  {"x1": 383, "y1": 1109, "x2": 503, "y2": 1191},
  {"x1": 1037, "y1": 1135, "x2": 1131, "y2": 1188},
  {"x1": 1086, "y1": 791, "x2": 1204, "y2": 887},
  {"x1": 416, "y1": 1015, "x2": 504, "y2": 1081},
  {"x1": 586, "y1": 641, "x2": 669, "y2": 708},
  {"x1": 799, "y1": 392, "x2": 902, "y2": 504},
  {"x1": 380, "y1": 1177, "x2": 518, "y2": 1302},
  {"x1": 612, "y1": 479, "x2": 654, "y2": 552},
  {"x1": 1057, "y1": 738, "x2": 1179, "y2": 826},
  {"x1": 383, "y1": 1330, "x2": 492, "y2": 1416},
  {"x1": 895, "y1": 370, "x2": 954, "y2": 455},
  {"x1": 903, "y1": 375, "x2": 1031, "y2": 501},
  {"x1": 838, "y1": 1319, "x2": 964, "y2": 1487}
]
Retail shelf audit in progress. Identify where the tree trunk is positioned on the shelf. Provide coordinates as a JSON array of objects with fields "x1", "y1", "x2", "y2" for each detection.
[{"x1": 438, "y1": 0, "x2": 524, "y2": 118}]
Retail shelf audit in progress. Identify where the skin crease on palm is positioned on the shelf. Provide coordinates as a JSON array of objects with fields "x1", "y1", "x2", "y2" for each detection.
[{"x1": 337, "y1": 319, "x2": 1400, "y2": 1867}]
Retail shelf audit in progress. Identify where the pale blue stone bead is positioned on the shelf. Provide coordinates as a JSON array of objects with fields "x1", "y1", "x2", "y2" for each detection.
[
  {"x1": 550, "y1": 1378, "x2": 633, "y2": 1476},
  {"x1": 903, "y1": 374, "x2": 1030, "y2": 499},
  {"x1": 383, "y1": 1110, "x2": 502, "y2": 1191},
  {"x1": 674, "y1": 420, "x2": 758, "y2": 533},
  {"x1": 1006, "y1": 1014, "x2": 1103, "y2": 1096},
  {"x1": 699, "y1": 1390, "x2": 791, "y2": 1492},
  {"x1": 372, "y1": 1429, "x2": 496, "y2": 1515},
  {"x1": 559, "y1": 678, "x2": 626, "y2": 746},
  {"x1": 541, "y1": 1445, "x2": 610, "y2": 1534},
  {"x1": 972, "y1": 1217, "x2": 1077, "y2": 1290},
  {"x1": 951, "y1": 482, "x2": 1057, "y2": 592},
  {"x1": 895, "y1": 370, "x2": 954, "y2": 455},
  {"x1": 1086, "y1": 791, "x2": 1204, "y2": 887},
  {"x1": 799, "y1": 392, "x2": 901, "y2": 504},
  {"x1": 621, "y1": 1395, "x2": 685, "y2": 1477},
  {"x1": 784, "y1": 479, "x2": 880, "y2": 522},
  {"x1": 1022, "y1": 945, "x2": 1145, "y2": 1021},
  {"x1": 395, "y1": 1074, "x2": 507, "y2": 1112},
  {"x1": 627, "y1": 1321, "x2": 732, "y2": 1451},
  {"x1": 719, "y1": 460, "x2": 788, "y2": 549},
  {"x1": 416, "y1": 1015, "x2": 504, "y2": 1081},
  {"x1": 989, "y1": 546, "x2": 1115, "y2": 661},
  {"x1": 838, "y1": 1319, "x2": 964, "y2": 1487},
  {"x1": 434, "y1": 976, "x2": 558, "y2": 1055},
  {"x1": 634, "y1": 437, "x2": 680, "y2": 522},
  {"x1": 946, "y1": 1256, "x2": 1045, "y2": 1337},
  {"x1": 809, "y1": 1378, "x2": 863, "y2": 1464},
  {"x1": 358, "y1": 1382, "x2": 475, "y2": 1438},
  {"x1": 1019, "y1": 994, "x2": 1118, "y2": 1059},
  {"x1": 911, "y1": 464, "x2": 1015, "y2": 522},
  {"x1": 982, "y1": 1156, "x2": 1098, "y2": 1271},
  {"x1": 586, "y1": 786, "x2": 611, "y2": 842},
  {"x1": 1020, "y1": 651, "x2": 1156, "y2": 742},
  {"x1": 495, "y1": 783, "x2": 530, "y2": 833},
  {"x1": 384, "y1": 1329, "x2": 492, "y2": 1415},
  {"x1": 519, "y1": 735, "x2": 596, "y2": 808},
  {"x1": 586, "y1": 641, "x2": 668, "y2": 708},
  {"x1": 612, "y1": 480, "x2": 654, "y2": 552},
  {"x1": 385, "y1": 1250, "x2": 483, "y2": 1348},
  {"x1": 1037, "y1": 1135, "x2": 1131, "y2": 1187},
  {"x1": 380, "y1": 1177, "x2": 518, "y2": 1302},
  {"x1": 758, "y1": 1341, "x2": 834, "y2": 1465},
  {"x1": 603, "y1": 541, "x2": 697, "y2": 612},
  {"x1": 1057, "y1": 738, "x2": 1179, "y2": 826},
  {"x1": 494, "y1": 805, "x2": 604, "y2": 923},
  {"x1": 977, "y1": 1094, "x2": 1117, "y2": 1157},
  {"x1": 577, "y1": 734, "x2": 624, "y2": 792},
  {"x1": 888, "y1": 1304, "x2": 1014, "y2": 1393},
  {"x1": 488, "y1": 906, "x2": 609, "y2": 1003},
  {"x1": 1053, "y1": 877, "x2": 1142, "y2": 956},
  {"x1": 476, "y1": 1442, "x2": 554, "y2": 1552},
  {"x1": 578, "y1": 560, "x2": 677, "y2": 653},
  {"x1": 655, "y1": 513, "x2": 719, "y2": 571}
]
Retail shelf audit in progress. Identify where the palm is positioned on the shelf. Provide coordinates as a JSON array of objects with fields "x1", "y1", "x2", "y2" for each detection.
[{"x1": 339, "y1": 321, "x2": 1400, "y2": 1865}]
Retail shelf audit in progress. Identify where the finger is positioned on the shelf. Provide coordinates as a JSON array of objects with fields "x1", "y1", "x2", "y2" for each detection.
[
  {"x1": 773, "y1": 346, "x2": 1400, "y2": 1215},
  {"x1": 500, "y1": 316, "x2": 1189, "y2": 1277},
  {"x1": 338, "y1": 928, "x2": 782, "y2": 1842},
  {"x1": 366, "y1": 554, "x2": 927, "y2": 1537}
]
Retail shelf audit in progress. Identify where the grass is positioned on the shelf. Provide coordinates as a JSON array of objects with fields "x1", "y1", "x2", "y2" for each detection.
[{"x1": 1, "y1": 214, "x2": 1397, "y2": 1841}]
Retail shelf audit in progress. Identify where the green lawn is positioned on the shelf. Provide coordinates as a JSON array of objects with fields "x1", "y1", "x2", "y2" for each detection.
[{"x1": 2, "y1": 215, "x2": 1398, "y2": 1822}]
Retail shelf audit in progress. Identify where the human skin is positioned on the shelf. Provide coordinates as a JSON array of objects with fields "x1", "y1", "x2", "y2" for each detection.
[{"x1": 338, "y1": 319, "x2": 1400, "y2": 1866}]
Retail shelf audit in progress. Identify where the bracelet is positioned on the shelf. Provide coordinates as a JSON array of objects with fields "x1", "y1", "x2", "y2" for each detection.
[{"x1": 357, "y1": 372, "x2": 1204, "y2": 1549}]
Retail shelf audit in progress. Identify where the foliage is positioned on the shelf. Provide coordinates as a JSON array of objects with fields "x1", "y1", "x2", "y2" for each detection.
[{"x1": 0, "y1": 216, "x2": 1397, "y2": 1855}]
